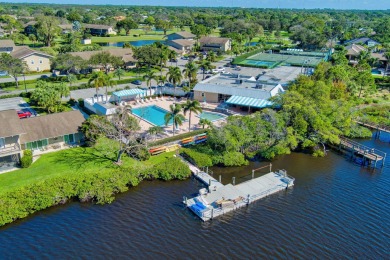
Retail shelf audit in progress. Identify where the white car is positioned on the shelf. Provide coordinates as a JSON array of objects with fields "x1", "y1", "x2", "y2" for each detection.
[{"x1": 211, "y1": 67, "x2": 225, "y2": 73}]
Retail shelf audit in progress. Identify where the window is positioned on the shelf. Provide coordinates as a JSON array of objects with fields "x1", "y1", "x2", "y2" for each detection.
[
  {"x1": 64, "y1": 134, "x2": 75, "y2": 144},
  {"x1": 39, "y1": 60, "x2": 42, "y2": 64},
  {"x1": 25, "y1": 139, "x2": 48, "y2": 150},
  {"x1": 31, "y1": 60, "x2": 34, "y2": 64}
]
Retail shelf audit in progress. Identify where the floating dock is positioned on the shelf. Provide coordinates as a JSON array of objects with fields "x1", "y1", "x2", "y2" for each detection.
[{"x1": 183, "y1": 161, "x2": 294, "y2": 221}]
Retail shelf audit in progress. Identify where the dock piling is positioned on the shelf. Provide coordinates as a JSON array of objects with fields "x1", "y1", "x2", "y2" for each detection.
[
  {"x1": 252, "y1": 170, "x2": 254, "y2": 179},
  {"x1": 269, "y1": 163, "x2": 272, "y2": 173},
  {"x1": 219, "y1": 175, "x2": 221, "y2": 183},
  {"x1": 233, "y1": 177, "x2": 236, "y2": 185}
]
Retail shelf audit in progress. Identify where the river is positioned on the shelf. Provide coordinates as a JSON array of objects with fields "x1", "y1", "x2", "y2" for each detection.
[{"x1": 1, "y1": 133, "x2": 389, "y2": 259}]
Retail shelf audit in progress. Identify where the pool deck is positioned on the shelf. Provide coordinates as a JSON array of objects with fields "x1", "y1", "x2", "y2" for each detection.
[
  {"x1": 183, "y1": 160, "x2": 295, "y2": 221},
  {"x1": 127, "y1": 97, "x2": 230, "y2": 133}
]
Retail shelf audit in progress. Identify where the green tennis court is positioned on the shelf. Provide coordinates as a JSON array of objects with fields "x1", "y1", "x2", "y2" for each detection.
[{"x1": 238, "y1": 50, "x2": 330, "y2": 68}]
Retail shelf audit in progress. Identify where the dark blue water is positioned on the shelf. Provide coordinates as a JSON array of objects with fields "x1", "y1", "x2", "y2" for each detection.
[
  {"x1": 98, "y1": 40, "x2": 164, "y2": 47},
  {"x1": 1, "y1": 133, "x2": 389, "y2": 258}
]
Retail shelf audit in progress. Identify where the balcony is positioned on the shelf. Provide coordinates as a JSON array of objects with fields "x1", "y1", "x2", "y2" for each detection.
[{"x1": 0, "y1": 143, "x2": 21, "y2": 157}]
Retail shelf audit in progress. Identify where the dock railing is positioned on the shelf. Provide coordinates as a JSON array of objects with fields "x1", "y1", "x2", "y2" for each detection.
[{"x1": 339, "y1": 137, "x2": 386, "y2": 160}]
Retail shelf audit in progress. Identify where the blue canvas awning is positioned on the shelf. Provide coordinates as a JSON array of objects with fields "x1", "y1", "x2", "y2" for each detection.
[
  {"x1": 226, "y1": 95, "x2": 273, "y2": 108},
  {"x1": 113, "y1": 88, "x2": 145, "y2": 98}
]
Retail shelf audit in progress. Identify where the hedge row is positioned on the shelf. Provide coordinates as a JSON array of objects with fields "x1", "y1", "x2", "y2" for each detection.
[
  {"x1": 150, "y1": 129, "x2": 207, "y2": 147},
  {"x1": 0, "y1": 157, "x2": 190, "y2": 226}
]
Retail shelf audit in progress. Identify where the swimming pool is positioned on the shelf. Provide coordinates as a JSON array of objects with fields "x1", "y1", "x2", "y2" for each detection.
[
  {"x1": 132, "y1": 105, "x2": 172, "y2": 126},
  {"x1": 198, "y1": 111, "x2": 226, "y2": 121}
]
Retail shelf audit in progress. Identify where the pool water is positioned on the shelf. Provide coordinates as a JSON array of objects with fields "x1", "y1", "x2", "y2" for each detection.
[
  {"x1": 198, "y1": 111, "x2": 226, "y2": 121},
  {"x1": 371, "y1": 69, "x2": 382, "y2": 75},
  {"x1": 132, "y1": 105, "x2": 172, "y2": 126}
]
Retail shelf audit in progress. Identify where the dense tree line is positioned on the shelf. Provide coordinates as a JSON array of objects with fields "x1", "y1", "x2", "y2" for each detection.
[{"x1": 0, "y1": 4, "x2": 389, "y2": 46}]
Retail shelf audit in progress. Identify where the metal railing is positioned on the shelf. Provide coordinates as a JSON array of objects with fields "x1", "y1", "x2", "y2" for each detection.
[{"x1": 0, "y1": 143, "x2": 21, "y2": 155}]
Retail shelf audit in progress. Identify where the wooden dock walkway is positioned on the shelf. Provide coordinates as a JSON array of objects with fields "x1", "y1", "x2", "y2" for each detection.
[
  {"x1": 338, "y1": 137, "x2": 386, "y2": 167},
  {"x1": 181, "y1": 158, "x2": 294, "y2": 221},
  {"x1": 356, "y1": 121, "x2": 390, "y2": 135}
]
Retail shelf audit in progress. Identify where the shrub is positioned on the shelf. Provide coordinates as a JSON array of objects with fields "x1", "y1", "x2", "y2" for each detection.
[
  {"x1": 153, "y1": 157, "x2": 191, "y2": 181},
  {"x1": 78, "y1": 98, "x2": 84, "y2": 108},
  {"x1": 221, "y1": 152, "x2": 248, "y2": 167},
  {"x1": 134, "y1": 146, "x2": 151, "y2": 161},
  {"x1": 180, "y1": 148, "x2": 213, "y2": 167},
  {"x1": 20, "y1": 150, "x2": 33, "y2": 168}
]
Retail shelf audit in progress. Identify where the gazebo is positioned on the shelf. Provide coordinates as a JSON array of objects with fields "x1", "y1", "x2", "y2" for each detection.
[{"x1": 112, "y1": 89, "x2": 146, "y2": 103}]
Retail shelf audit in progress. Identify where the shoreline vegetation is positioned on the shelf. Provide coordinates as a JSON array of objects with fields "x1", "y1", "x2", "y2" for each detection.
[
  {"x1": 0, "y1": 3, "x2": 389, "y2": 227},
  {"x1": 0, "y1": 138, "x2": 191, "y2": 226}
]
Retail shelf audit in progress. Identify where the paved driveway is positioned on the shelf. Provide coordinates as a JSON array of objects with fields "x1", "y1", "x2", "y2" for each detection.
[{"x1": 0, "y1": 97, "x2": 36, "y2": 115}]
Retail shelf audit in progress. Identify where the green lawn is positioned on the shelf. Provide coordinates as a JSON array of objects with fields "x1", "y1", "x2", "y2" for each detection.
[{"x1": 0, "y1": 145, "x2": 176, "y2": 194}]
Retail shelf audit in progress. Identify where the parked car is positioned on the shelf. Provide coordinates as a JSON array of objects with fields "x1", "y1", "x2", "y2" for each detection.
[
  {"x1": 170, "y1": 58, "x2": 178, "y2": 62},
  {"x1": 131, "y1": 80, "x2": 142, "y2": 85},
  {"x1": 17, "y1": 110, "x2": 32, "y2": 119},
  {"x1": 40, "y1": 75, "x2": 49, "y2": 79},
  {"x1": 181, "y1": 56, "x2": 189, "y2": 60},
  {"x1": 212, "y1": 67, "x2": 225, "y2": 73}
]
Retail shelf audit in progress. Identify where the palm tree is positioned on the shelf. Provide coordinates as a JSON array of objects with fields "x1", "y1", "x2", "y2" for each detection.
[
  {"x1": 206, "y1": 51, "x2": 216, "y2": 62},
  {"x1": 164, "y1": 103, "x2": 185, "y2": 136},
  {"x1": 88, "y1": 72, "x2": 116, "y2": 102},
  {"x1": 103, "y1": 74, "x2": 117, "y2": 102},
  {"x1": 183, "y1": 61, "x2": 198, "y2": 87},
  {"x1": 199, "y1": 60, "x2": 212, "y2": 80},
  {"x1": 168, "y1": 50, "x2": 177, "y2": 66},
  {"x1": 159, "y1": 50, "x2": 168, "y2": 74},
  {"x1": 167, "y1": 66, "x2": 182, "y2": 97},
  {"x1": 158, "y1": 75, "x2": 167, "y2": 96},
  {"x1": 67, "y1": 74, "x2": 77, "y2": 99},
  {"x1": 143, "y1": 70, "x2": 156, "y2": 96},
  {"x1": 148, "y1": 125, "x2": 164, "y2": 140},
  {"x1": 88, "y1": 71, "x2": 106, "y2": 97},
  {"x1": 113, "y1": 68, "x2": 125, "y2": 80},
  {"x1": 183, "y1": 100, "x2": 202, "y2": 131},
  {"x1": 199, "y1": 118, "x2": 212, "y2": 129},
  {"x1": 384, "y1": 52, "x2": 390, "y2": 77}
]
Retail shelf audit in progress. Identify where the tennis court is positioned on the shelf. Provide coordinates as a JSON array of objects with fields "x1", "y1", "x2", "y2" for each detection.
[{"x1": 238, "y1": 50, "x2": 330, "y2": 68}]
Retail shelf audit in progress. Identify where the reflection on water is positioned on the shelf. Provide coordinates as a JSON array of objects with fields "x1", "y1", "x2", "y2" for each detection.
[
  {"x1": 0, "y1": 132, "x2": 389, "y2": 258},
  {"x1": 97, "y1": 40, "x2": 164, "y2": 47}
]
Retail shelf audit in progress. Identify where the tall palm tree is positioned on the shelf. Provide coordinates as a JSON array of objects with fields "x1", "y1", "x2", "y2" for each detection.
[
  {"x1": 164, "y1": 103, "x2": 185, "y2": 136},
  {"x1": 159, "y1": 50, "x2": 168, "y2": 75},
  {"x1": 67, "y1": 74, "x2": 77, "y2": 99},
  {"x1": 113, "y1": 68, "x2": 125, "y2": 80},
  {"x1": 167, "y1": 66, "x2": 182, "y2": 97},
  {"x1": 88, "y1": 71, "x2": 106, "y2": 97},
  {"x1": 384, "y1": 52, "x2": 390, "y2": 77},
  {"x1": 183, "y1": 61, "x2": 198, "y2": 87},
  {"x1": 199, "y1": 60, "x2": 212, "y2": 80},
  {"x1": 143, "y1": 70, "x2": 156, "y2": 96},
  {"x1": 168, "y1": 50, "x2": 177, "y2": 66},
  {"x1": 183, "y1": 100, "x2": 202, "y2": 131},
  {"x1": 206, "y1": 51, "x2": 216, "y2": 62},
  {"x1": 158, "y1": 75, "x2": 167, "y2": 96},
  {"x1": 103, "y1": 74, "x2": 117, "y2": 102}
]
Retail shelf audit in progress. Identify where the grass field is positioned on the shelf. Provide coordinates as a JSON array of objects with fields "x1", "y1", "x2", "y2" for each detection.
[{"x1": 0, "y1": 142, "x2": 176, "y2": 194}]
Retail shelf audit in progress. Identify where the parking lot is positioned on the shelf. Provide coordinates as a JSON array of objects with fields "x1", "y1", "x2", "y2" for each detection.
[{"x1": 0, "y1": 97, "x2": 37, "y2": 116}]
